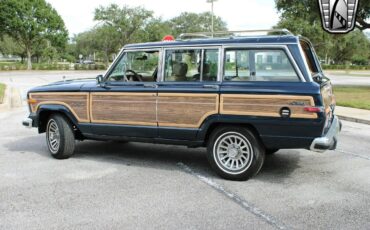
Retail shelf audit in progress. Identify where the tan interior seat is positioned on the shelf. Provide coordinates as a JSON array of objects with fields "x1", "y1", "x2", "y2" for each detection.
[{"x1": 171, "y1": 62, "x2": 188, "y2": 81}]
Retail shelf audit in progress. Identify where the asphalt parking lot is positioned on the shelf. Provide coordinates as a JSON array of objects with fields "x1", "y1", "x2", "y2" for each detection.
[{"x1": 0, "y1": 71, "x2": 370, "y2": 229}]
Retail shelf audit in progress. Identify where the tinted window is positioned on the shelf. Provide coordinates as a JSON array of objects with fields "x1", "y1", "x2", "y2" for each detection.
[{"x1": 224, "y1": 49, "x2": 300, "y2": 82}]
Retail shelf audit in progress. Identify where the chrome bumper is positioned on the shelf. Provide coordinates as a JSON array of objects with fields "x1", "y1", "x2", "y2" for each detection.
[
  {"x1": 22, "y1": 118, "x2": 33, "y2": 128},
  {"x1": 310, "y1": 116, "x2": 341, "y2": 152}
]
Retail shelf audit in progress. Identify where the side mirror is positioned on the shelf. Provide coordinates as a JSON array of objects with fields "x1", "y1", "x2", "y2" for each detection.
[
  {"x1": 96, "y1": 75, "x2": 104, "y2": 86},
  {"x1": 312, "y1": 73, "x2": 323, "y2": 83}
]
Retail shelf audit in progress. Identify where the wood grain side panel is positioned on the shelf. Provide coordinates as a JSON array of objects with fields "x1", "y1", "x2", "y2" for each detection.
[
  {"x1": 158, "y1": 93, "x2": 219, "y2": 128},
  {"x1": 29, "y1": 93, "x2": 90, "y2": 122},
  {"x1": 221, "y1": 94, "x2": 317, "y2": 119},
  {"x1": 91, "y1": 93, "x2": 157, "y2": 125}
]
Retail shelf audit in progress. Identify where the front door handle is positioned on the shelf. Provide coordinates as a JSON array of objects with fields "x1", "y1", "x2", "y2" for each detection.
[
  {"x1": 144, "y1": 84, "x2": 157, "y2": 88},
  {"x1": 203, "y1": 84, "x2": 219, "y2": 89}
]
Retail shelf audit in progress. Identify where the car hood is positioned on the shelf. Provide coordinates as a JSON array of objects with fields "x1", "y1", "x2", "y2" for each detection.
[{"x1": 28, "y1": 78, "x2": 96, "y2": 93}]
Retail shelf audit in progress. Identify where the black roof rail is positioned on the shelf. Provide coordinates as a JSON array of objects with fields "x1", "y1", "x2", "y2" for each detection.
[{"x1": 178, "y1": 29, "x2": 293, "y2": 40}]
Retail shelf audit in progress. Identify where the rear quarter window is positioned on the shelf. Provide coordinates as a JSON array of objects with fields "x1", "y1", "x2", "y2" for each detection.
[{"x1": 224, "y1": 49, "x2": 300, "y2": 82}]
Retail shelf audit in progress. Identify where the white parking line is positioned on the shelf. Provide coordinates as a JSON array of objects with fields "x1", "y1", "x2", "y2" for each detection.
[
  {"x1": 177, "y1": 162, "x2": 290, "y2": 230},
  {"x1": 336, "y1": 149, "x2": 370, "y2": 161}
]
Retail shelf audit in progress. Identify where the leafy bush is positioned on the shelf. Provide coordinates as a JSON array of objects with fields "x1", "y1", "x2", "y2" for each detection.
[
  {"x1": 0, "y1": 62, "x2": 107, "y2": 71},
  {"x1": 351, "y1": 56, "x2": 369, "y2": 66},
  {"x1": 0, "y1": 83, "x2": 5, "y2": 104},
  {"x1": 0, "y1": 62, "x2": 27, "y2": 70}
]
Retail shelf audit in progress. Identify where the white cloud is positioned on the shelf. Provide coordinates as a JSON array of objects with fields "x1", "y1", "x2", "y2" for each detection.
[{"x1": 46, "y1": 0, "x2": 280, "y2": 36}]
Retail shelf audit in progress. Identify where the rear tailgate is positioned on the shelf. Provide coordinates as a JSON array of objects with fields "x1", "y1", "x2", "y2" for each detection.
[{"x1": 300, "y1": 38, "x2": 337, "y2": 133}]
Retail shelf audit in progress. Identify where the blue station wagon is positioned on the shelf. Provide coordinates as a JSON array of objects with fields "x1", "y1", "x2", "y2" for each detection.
[{"x1": 23, "y1": 30, "x2": 341, "y2": 180}]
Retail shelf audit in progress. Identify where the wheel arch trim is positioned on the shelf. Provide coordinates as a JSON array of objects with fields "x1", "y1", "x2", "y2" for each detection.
[{"x1": 36, "y1": 104, "x2": 82, "y2": 133}]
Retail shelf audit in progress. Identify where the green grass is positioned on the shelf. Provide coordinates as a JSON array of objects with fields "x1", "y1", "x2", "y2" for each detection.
[
  {"x1": 325, "y1": 70, "x2": 370, "y2": 77},
  {"x1": 333, "y1": 86, "x2": 370, "y2": 110},
  {"x1": 0, "y1": 83, "x2": 5, "y2": 104}
]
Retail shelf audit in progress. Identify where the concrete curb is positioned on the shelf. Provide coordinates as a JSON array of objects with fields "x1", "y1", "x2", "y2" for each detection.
[
  {"x1": 0, "y1": 85, "x2": 11, "y2": 111},
  {"x1": 0, "y1": 86, "x2": 23, "y2": 111},
  {"x1": 337, "y1": 115, "x2": 370, "y2": 126}
]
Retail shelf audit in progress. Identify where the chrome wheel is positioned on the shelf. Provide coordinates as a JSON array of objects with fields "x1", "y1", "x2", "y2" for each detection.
[
  {"x1": 47, "y1": 119, "x2": 60, "y2": 154},
  {"x1": 213, "y1": 132, "x2": 254, "y2": 174}
]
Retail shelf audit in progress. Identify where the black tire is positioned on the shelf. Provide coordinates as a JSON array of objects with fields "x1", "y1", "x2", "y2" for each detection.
[
  {"x1": 266, "y1": 148, "x2": 279, "y2": 155},
  {"x1": 207, "y1": 126, "x2": 265, "y2": 181},
  {"x1": 46, "y1": 114, "x2": 75, "y2": 159}
]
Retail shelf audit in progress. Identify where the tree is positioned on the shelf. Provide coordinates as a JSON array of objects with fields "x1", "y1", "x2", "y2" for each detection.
[
  {"x1": 275, "y1": 0, "x2": 370, "y2": 64},
  {"x1": 168, "y1": 12, "x2": 228, "y2": 37},
  {"x1": 89, "y1": 4, "x2": 174, "y2": 63},
  {"x1": 136, "y1": 18, "x2": 172, "y2": 42},
  {"x1": 0, "y1": 35, "x2": 25, "y2": 61},
  {"x1": 0, "y1": 0, "x2": 68, "y2": 69},
  {"x1": 94, "y1": 4, "x2": 155, "y2": 46},
  {"x1": 74, "y1": 5, "x2": 229, "y2": 64},
  {"x1": 93, "y1": 25, "x2": 122, "y2": 64},
  {"x1": 275, "y1": 0, "x2": 370, "y2": 30},
  {"x1": 74, "y1": 31, "x2": 96, "y2": 61},
  {"x1": 74, "y1": 25, "x2": 122, "y2": 64},
  {"x1": 60, "y1": 42, "x2": 77, "y2": 63}
]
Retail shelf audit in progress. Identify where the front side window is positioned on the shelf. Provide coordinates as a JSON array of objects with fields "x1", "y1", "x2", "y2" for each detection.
[
  {"x1": 107, "y1": 50, "x2": 159, "y2": 82},
  {"x1": 224, "y1": 49, "x2": 300, "y2": 82},
  {"x1": 164, "y1": 48, "x2": 219, "y2": 82}
]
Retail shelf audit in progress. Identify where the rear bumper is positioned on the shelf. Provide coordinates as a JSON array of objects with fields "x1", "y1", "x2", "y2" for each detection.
[{"x1": 310, "y1": 115, "x2": 341, "y2": 152}]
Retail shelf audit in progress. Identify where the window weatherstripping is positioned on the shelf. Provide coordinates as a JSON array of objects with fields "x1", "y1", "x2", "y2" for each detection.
[
  {"x1": 221, "y1": 45, "x2": 306, "y2": 82},
  {"x1": 200, "y1": 49, "x2": 205, "y2": 82}
]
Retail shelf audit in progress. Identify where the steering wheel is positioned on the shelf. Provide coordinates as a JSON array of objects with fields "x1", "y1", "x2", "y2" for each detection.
[{"x1": 125, "y1": 69, "x2": 143, "y2": 82}]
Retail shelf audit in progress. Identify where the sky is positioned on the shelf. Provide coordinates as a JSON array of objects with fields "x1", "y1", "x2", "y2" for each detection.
[{"x1": 45, "y1": 0, "x2": 280, "y2": 36}]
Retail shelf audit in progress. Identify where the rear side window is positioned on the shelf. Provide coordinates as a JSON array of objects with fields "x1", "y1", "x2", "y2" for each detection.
[
  {"x1": 224, "y1": 49, "x2": 300, "y2": 82},
  {"x1": 164, "y1": 48, "x2": 219, "y2": 82}
]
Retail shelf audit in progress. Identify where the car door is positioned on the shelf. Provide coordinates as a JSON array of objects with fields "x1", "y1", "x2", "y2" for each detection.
[
  {"x1": 89, "y1": 49, "x2": 160, "y2": 138},
  {"x1": 157, "y1": 47, "x2": 221, "y2": 140}
]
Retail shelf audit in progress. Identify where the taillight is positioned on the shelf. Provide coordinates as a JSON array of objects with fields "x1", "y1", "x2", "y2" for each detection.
[{"x1": 304, "y1": 106, "x2": 323, "y2": 113}]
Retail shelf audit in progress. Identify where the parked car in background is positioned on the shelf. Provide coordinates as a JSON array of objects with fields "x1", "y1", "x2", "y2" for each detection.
[
  {"x1": 82, "y1": 60, "x2": 95, "y2": 64},
  {"x1": 23, "y1": 30, "x2": 341, "y2": 180},
  {"x1": 75, "y1": 60, "x2": 95, "y2": 64}
]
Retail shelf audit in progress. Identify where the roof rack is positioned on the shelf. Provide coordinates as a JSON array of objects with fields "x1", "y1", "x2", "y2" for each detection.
[{"x1": 178, "y1": 29, "x2": 293, "y2": 40}]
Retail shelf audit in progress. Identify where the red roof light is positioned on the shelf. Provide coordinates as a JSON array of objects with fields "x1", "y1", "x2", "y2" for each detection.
[{"x1": 162, "y1": 35, "x2": 175, "y2": 41}]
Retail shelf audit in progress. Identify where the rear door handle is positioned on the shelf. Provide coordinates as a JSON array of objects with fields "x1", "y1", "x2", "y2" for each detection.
[
  {"x1": 144, "y1": 84, "x2": 157, "y2": 88},
  {"x1": 203, "y1": 85, "x2": 219, "y2": 89}
]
